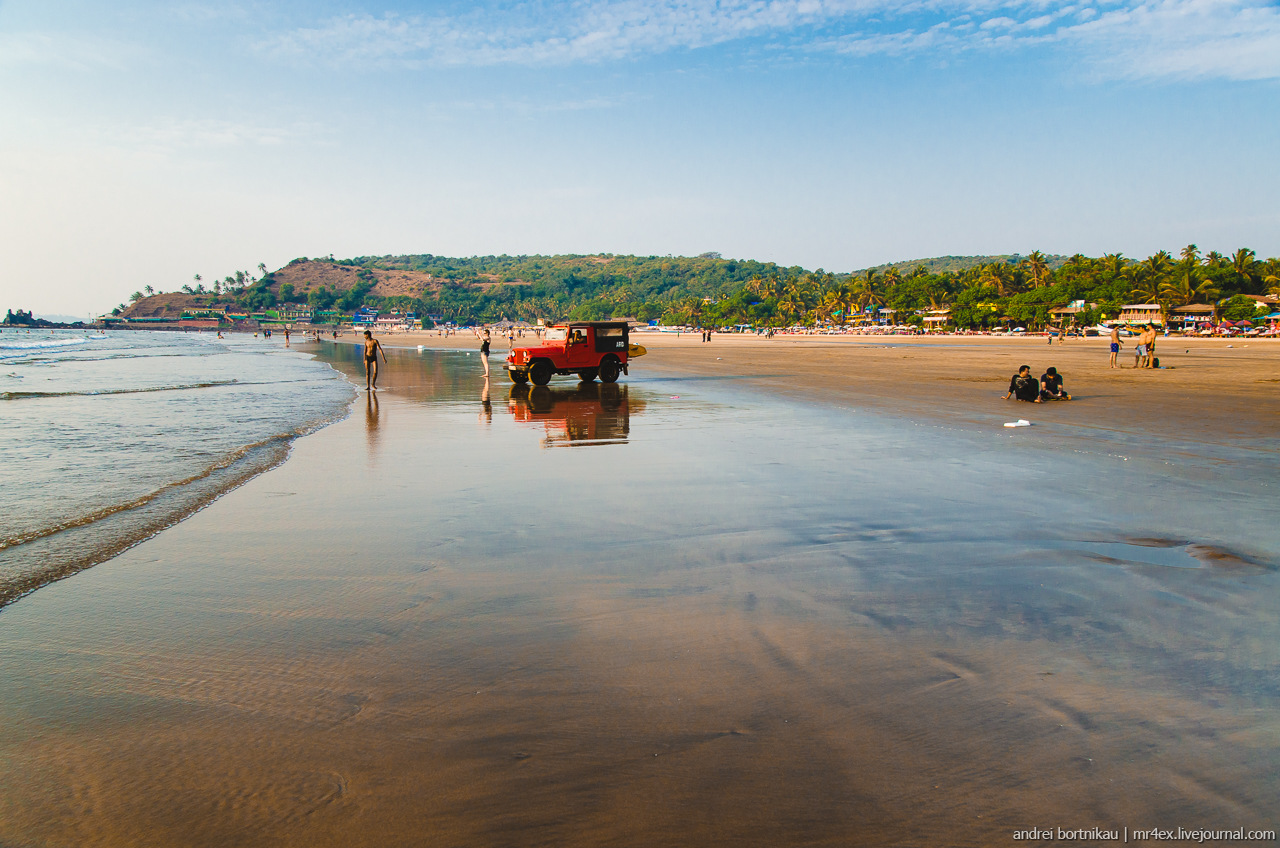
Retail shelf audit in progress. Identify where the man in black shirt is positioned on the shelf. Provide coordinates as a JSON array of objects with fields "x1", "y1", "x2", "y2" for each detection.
[
  {"x1": 1005, "y1": 365, "x2": 1042, "y2": 402},
  {"x1": 1040, "y1": 367, "x2": 1071, "y2": 400}
]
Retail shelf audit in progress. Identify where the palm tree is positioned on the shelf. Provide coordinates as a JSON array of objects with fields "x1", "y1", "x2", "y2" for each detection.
[
  {"x1": 776, "y1": 289, "x2": 805, "y2": 324},
  {"x1": 1023, "y1": 251, "x2": 1050, "y2": 288},
  {"x1": 853, "y1": 269, "x2": 884, "y2": 316},
  {"x1": 1179, "y1": 244, "x2": 1200, "y2": 266},
  {"x1": 818, "y1": 290, "x2": 844, "y2": 324},
  {"x1": 1100, "y1": 253, "x2": 1127, "y2": 279},
  {"x1": 143, "y1": 285, "x2": 154, "y2": 296},
  {"x1": 1128, "y1": 267, "x2": 1160, "y2": 305},
  {"x1": 1160, "y1": 271, "x2": 1218, "y2": 309},
  {"x1": 978, "y1": 263, "x2": 1010, "y2": 297},
  {"x1": 1205, "y1": 250, "x2": 1226, "y2": 269},
  {"x1": 1231, "y1": 248, "x2": 1257, "y2": 289}
]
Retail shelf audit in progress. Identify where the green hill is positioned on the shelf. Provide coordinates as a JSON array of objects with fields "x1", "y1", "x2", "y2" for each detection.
[{"x1": 107, "y1": 248, "x2": 1277, "y2": 330}]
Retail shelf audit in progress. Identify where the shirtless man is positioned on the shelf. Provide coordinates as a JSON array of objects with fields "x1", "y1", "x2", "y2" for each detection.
[
  {"x1": 1144, "y1": 324, "x2": 1158, "y2": 368},
  {"x1": 362, "y1": 330, "x2": 387, "y2": 391},
  {"x1": 1109, "y1": 326, "x2": 1122, "y2": 368}
]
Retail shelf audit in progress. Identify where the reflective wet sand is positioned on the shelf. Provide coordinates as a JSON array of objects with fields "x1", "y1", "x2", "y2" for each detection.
[{"x1": 1, "y1": 345, "x2": 1277, "y2": 846}]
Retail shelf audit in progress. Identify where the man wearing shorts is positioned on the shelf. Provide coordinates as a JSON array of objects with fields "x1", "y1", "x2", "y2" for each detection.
[
  {"x1": 1134, "y1": 329, "x2": 1148, "y2": 369},
  {"x1": 363, "y1": 330, "x2": 386, "y2": 391},
  {"x1": 1109, "y1": 326, "x2": 1121, "y2": 368}
]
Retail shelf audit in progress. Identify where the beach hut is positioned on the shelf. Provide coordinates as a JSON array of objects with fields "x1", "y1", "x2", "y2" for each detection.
[{"x1": 1117, "y1": 304, "x2": 1164, "y2": 326}]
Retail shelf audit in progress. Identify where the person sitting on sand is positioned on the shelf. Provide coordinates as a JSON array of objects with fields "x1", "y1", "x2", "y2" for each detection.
[
  {"x1": 1005, "y1": 365, "x2": 1042, "y2": 402},
  {"x1": 363, "y1": 330, "x2": 387, "y2": 391},
  {"x1": 1040, "y1": 367, "x2": 1071, "y2": 401}
]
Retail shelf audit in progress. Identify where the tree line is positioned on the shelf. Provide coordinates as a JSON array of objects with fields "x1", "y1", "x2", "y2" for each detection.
[{"x1": 124, "y1": 248, "x2": 1279, "y2": 328}]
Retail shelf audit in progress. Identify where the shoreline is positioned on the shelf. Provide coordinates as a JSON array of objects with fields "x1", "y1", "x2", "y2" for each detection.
[{"x1": 344, "y1": 330, "x2": 1280, "y2": 448}]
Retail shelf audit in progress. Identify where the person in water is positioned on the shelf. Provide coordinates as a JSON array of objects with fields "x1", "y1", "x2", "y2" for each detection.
[
  {"x1": 1039, "y1": 366, "x2": 1071, "y2": 400},
  {"x1": 1005, "y1": 365, "x2": 1042, "y2": 402},
  {"x1": 479, "y1": 329, "x2": 491, "y2": 377},
  {"x1": 363, "y1": 330, "x2": 387, "y2": 391}
]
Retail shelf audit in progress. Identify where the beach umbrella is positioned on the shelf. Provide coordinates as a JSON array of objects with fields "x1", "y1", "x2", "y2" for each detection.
[{"x1": 1235, "y1": 319, "x2": 1253, "y2": 327}]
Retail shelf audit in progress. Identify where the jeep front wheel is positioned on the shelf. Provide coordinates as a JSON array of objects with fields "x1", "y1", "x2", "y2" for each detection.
[
  {"x1": 529, "y1": 360, "x2": 554, "y2": 386},
  {"x1": 598, "y1": 356, "x2": 620, "y2": 384},
  {"x1": 577, "y1": 369, "x2": 597, "y2": 382},
  {"x1": 509, "y1": 369, "x2": 528, "y2": 384}
]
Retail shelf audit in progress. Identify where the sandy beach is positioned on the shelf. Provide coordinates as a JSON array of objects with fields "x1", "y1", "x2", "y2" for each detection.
[
  {"x1": 378, "y1": 328, "x2": 1280, "y2": 444},
  {"x1": 0, "y1": 332, "x2": 1276, "y2": 846}
]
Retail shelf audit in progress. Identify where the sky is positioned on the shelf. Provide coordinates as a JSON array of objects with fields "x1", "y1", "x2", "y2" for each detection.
[{"x1": 2, "y1": 0, "x2": 1278, "y2": 318}]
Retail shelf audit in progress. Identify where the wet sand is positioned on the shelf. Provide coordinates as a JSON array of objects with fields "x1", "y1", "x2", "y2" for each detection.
[
  {"x1": 384, "y1": 329, "x2": 1280, "y2": 444},
  {"x1": 1, "y1": 338, "x2": 1277, "y2": 846}
]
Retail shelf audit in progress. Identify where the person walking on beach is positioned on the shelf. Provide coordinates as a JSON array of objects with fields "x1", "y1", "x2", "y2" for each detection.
[
  {"x1": 1005, "y1": 365, "x2": 1042, "y2": 402},
  {"x1": 1109, "y1": 326, "x2": 1122, "y2": 369},
  {"x1": 363, "y1": 330, "x2": 387, "y2": 391},
  {"x1": 1145, "y1": 324, "x2": 1158, "y2": 368},
  {"x1": 480, "y1": 329, "x2": 491, "y2": 377}
]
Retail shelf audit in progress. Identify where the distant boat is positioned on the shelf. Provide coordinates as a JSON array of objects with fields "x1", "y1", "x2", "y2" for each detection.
[{"x1": 1095, "y1": 324, "x2": 1135, "y2": 336}]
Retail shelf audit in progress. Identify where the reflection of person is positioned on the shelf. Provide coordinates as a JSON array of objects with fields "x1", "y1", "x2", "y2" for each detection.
[
  {"x1": 363, "y1": 330, "x2": 386, "y2": 391},
  {"x1": 480, "y1": 378, "x2": 492, "y2": 425},
  {"x1": 1040, "y1": 367, "x2": 1071, "y2": 400},
  {"x1": 1005, "y1": 365, "x2": 1042, "y2": 402},
  {"x1": 480, "y1": 329, "x2": 491, "y2": 377}
]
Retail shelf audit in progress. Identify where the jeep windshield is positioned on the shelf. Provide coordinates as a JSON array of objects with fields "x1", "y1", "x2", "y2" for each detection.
[{"x1": 543, "y1": 328, "x2": 567, "y2": 341}]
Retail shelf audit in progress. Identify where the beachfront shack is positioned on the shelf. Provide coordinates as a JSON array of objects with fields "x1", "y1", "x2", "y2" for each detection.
[
  {"x1": 922, "y1": 309, "x2": 950, "y2": 330},
  {"x1": 1117, "y1": 303, "x2": 1164, "y2": 326},
  {"x1": 1171, "y1": 303, "x2": 1215, "y2": 330},
  {"x1": 1049, "y1": 301, "x2": 1095, "y2": 327}
]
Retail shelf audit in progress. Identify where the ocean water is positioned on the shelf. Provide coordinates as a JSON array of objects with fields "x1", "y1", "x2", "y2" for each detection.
[{"x1": 0, "y1": 330, "x2": 352, "y2": 606}]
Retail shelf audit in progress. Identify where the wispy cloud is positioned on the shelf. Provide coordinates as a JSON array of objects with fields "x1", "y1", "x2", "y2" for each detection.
[
  {"x1": 824, "y1": 0, "x2": 1280, "y2": 80},
  {"x1": 255, "y1": 0, "x2": 1280, "y2": 81},
  {"x1": 92, "y1": 118, "x2": 329, "y2": 156},
  {"x1": 0, "y1": 30, "x2": 146, "y2": 71}
]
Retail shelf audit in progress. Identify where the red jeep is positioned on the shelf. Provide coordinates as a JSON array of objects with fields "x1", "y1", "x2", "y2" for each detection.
[{"x1": 505, "y1": 321, "x2": 639, "y2": 385}]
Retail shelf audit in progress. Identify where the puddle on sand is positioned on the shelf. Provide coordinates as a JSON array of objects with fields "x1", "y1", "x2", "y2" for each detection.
[{"x1": 1047, "y1": 539, "x2": 1273, "y2": 571}]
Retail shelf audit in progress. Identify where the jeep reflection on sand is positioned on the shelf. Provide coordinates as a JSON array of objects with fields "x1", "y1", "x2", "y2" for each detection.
[{"x1": 504, "y1": 321, "x2": 645, "y2": 386}]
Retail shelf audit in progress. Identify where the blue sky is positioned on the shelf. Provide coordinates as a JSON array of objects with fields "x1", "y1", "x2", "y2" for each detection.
[{"x1": 2, "y1": 0, "x2": 1278, "y2": 317}]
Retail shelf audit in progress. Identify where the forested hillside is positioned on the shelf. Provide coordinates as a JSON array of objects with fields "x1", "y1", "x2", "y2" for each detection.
[{"x1": 114, "y1": 247, "x2": 1279, "y2": 330}]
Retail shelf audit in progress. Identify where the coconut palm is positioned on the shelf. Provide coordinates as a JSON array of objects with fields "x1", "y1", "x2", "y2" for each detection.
[
  {"x1": 1231, "y1": 248, "x2": 1257, "y2": 289},
  {"x1": 1100, "y1": 253, "x2": 1127, "y2": 279},
  {"x1": 1023, "y1": 251, "x2": 1050, "y2": 288},
  {"x1": 978, "y1": 263, "x2": 1010, "y2": 297},
  {"x1": 818, "y1": 289, "x2": 844, "y2": 324},
  {"x1": 1179, "y1": 244, "x2": 1200, "y2": 266},
  {"x1": 1128, "y1": 267, "x2": 1160, "y2": 305},
  {"x1": 853, "y1": 269, "x2": 885, "y2": 316},
  {"x1": 1160, "y1": 271, "x2": 1218, "y2": 309}
]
